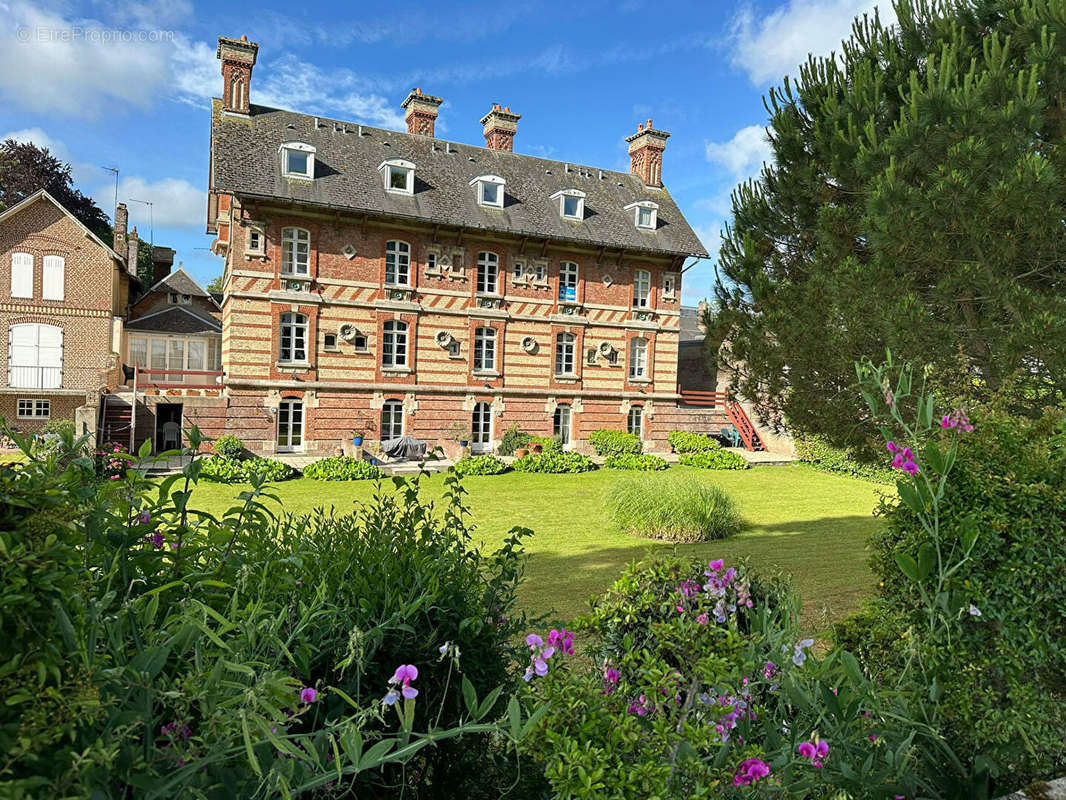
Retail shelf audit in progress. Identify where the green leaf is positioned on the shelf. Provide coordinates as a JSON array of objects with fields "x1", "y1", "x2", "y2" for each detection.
[
  {"x1": 241, "y1": 715, "x2": 262, "y2": 776},
  {"x1": 917, "y1": 543, "x2": 936, "y2": 580},
  {"x1": 507, "y1": 696, "x2": 522, "y2": 740},
  {"x1": 359, "y1": 739, "x2": 396, "y2": 770},
  {"x1": 461, "y1": 676, "x2": 477, "y2": 717},
  {"x1": 841, "y1": 651, "x2": 864, "y2": 686},
  {"x1": 897, "y1": 481, "x2": 924, "y2": 515},
  {"x1": 895, "y1": 553, "x2": 919, "y2": 582},
  {"x1": 478, "y1": 686, "x2": 504, "y2": 720}
]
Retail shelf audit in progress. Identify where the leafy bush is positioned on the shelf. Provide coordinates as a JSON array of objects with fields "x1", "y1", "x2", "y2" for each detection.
[
  {"x1": 497, "y1": 423, "x2": 530, "y2": 456},
  {"x1": 587, "y1": 429, "x2": 642, "y2": 457},
  {"x1": 512, "y1": 451, "x2": 595, "y2": 474},
  {"x1": 524, "y1": 435, "x2": 563, "y2": 454},
  {"x1": 452, "y1": 455, "x2": 509, "y2": 476},
  {"x1": 212, "y1": 433, "x2": 245, "y2": 460},
  {"x1": 603, "y1": 453, "x2": 668, "y2": 471},
  {"x1": 679, "y1": 448, "x2": 749, "y2": 470},
  {"x1": 795, "y1": 434, "x2": 895, "y2": 483},
  {"x1": 302, "y1": 456, "x2": 383, "y2": 481},
  {"x1": 199, "y1": 454, "x2": 295, "y2": 483},
  {"x1": 666, "y1": 430, "x2": 721, "y2": 453},
  {"x1": 605, "y1": 474, "x2": 742, "y2": 542},
  {"x1": 40, "y1": 418, "x2": 75, "y2": 437}
]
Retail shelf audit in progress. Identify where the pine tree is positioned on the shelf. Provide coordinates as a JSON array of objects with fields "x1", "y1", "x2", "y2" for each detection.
[{"x1": 714, "y1": 0, "x2": 1066, "y2": 449}]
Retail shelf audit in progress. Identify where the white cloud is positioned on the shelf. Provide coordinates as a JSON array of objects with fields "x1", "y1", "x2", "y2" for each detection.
[
  {"x1": 706, "y1": 125, "x2": 772, "y2": 180},
  {"x1": 101, "y1": 176, "x2": 205, "y2": 230},
  {"x1": 729, "y1": 0, "x2": 897, "y2": 85}
]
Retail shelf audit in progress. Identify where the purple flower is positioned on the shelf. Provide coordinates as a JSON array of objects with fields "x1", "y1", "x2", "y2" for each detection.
[
  {"x1": 137, "y1": 510, "x2": 151, "y2": 524},
  {"x1": 792, "y1": 638, "x2": 814, "y2": 667},
  {"x1": 150, "y1": 532, "x2": 165, "y2": 549},
  {"x1": 525, "y1": 633, "x2": 543, "y2": 649},
  {"x1": 941, "y1": 408, "x2": 974, "y2": 433},
  {"x1": 733, "y1": 757, "x2": 771, "y2": 786},
  {"x1": 762, "y1": 661, "x2": 778, "y2": 680},
  {"x1": 797, "y1": 742, "x2": 817, "y2": 759},
  {"x1": 696, "y1": 613, "x2": 709, "y2": 625},
  {"x1": 602, "y1": 667, "x2": 620, "y2": 694},
  {"x1": 968, "y1": 604, "x2": 982, "y2": 617},
  {"x1": 547, "y1": 628, "x2": 574, "y2": 655},
  {"x1": 390, "y1": 664, "x2": 419, "y2": 699},
  {"x1": 299, "y1": 687, "x2": 317, "y2": 704},
  {"x1": 798, "y1": 737, "x2": 829, "y2": 767}
]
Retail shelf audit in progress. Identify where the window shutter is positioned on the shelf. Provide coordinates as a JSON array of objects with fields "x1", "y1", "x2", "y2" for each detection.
[
  {"x1": 11, "y1": 253, "x2": 32, "y2": 298},
  {"x1": 42, "y1": 256, "x2": 65, "y2": 300}
]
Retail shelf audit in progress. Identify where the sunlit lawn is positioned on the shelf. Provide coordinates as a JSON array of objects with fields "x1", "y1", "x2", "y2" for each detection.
[{"x1": 189, "y1": 464, "x2": 887, "y2": 629}]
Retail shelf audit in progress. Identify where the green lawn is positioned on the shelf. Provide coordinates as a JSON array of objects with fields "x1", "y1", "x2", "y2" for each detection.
[{"x1": 189, "y1": 464, "x2": 887, "y2": 628}]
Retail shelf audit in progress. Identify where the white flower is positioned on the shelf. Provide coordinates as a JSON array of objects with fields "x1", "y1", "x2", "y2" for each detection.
[{"x1": 968, "y1": 604, "x2": 982, "y2": 617}]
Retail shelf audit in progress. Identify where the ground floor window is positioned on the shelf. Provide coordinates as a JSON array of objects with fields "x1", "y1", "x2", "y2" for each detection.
[
  {"x1": 277, "y1": 399, "x2": 304, "y2": 451},
  {"x1": 627, "y1": 406, "x2": 643, "y2": 438},
  {"x1": 471, "y1": 401, "x2": 492, "y2": 452},
  {"x1": 553, "y1": 404, "x2": 571, "y2": 446},
  {"x1": 17, "y1": 398, "x2": 50, "y2": 419},
  {"x1": 381, "y1": 399, "x2": 404, "y2": 441}
]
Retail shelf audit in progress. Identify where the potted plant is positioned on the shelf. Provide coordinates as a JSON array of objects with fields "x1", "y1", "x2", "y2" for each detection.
[
  {"x1": 351, "y1": 413, "x2": 375, "y2": 448},
  {"x1": 515, "y1": 446, "x2": 529, "y2": 458},
  {"x1": 444, "y1": 420, "x2": 469, "y2": 449}
]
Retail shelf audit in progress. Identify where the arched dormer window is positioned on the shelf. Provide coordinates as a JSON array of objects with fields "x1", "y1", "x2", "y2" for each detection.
[
  {"x1": 550, "y1": 189, "x2": 586, "y2": 220},
  {"x1": 280, "y1": 141, "x2": 315, "y2": 179},
  {"x1": 470, "y1": 174, "x2": 505, "y2": 209},
  {"x1": 379, "y1": 158, "x2": 415, "y2": 196}
]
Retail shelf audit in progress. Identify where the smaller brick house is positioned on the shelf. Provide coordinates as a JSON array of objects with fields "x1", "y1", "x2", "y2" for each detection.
[{"x1": 0, "y1": 189, "x2": 139, "y2": 435}]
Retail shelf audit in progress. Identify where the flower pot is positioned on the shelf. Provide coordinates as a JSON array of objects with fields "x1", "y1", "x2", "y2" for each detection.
[
  {"x1": 532, "y1": 444, "x2": 543, "y2": 454},
  {"x1": 459, "y1": 440, "x2": 469, "y2": 448},
  {"x1": 334, "y1": 447, "x2": 344, "y2": 457},
  {"x1": 515, "y1": 448, "x2": 529, "y2": 458},
  {"x1": 352, "y1": 436, "x2": 364, "y2": 447}
]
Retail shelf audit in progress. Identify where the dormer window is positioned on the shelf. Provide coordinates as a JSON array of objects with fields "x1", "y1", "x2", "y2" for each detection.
[
  {"x1": 471, "y1": 174, "x2": 505, "y2": 209},
  {"x1": 379, "y1": 158, "x2": 415, "y2": 196},
  {"x1": 280, "y1": 142, "x2": 315, "y2": 179},
  {"x1": 625, "y1": 200, "x2": 659, "y2": 230},
  {"x1": 551, "y1": 189, "x2": 586, "y2": 221}
]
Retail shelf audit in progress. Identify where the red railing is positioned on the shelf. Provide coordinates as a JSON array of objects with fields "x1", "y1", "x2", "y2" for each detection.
[
  {"x1": 676, "y1": 384, "x2": 766, "y2": 451},
  {"x1": 676, "y1": 387, "x2": 727, "y2": 407},
  {"x1": 136, "y1": 368, "x2": 223, "y2": 389}
]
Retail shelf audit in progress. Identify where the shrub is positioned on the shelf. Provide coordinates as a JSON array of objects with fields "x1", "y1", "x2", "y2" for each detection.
[
  {"x1": 199, "y1": 454, "x2": 295, "y2": 483},
  {"x1": 39, "y1": 418, "x2": 75, "y2": 438},
  {"x1": 605, "y1": 474, "x2": 742, "y2": 542},
  {"x1": 679, "y1": 448, "x2": 749, "y2": 470},
  {"x1": 666, "y1": 430, "x2": 720, "y2": 453},
  {"x1": 452, "y1": 454, "x2": 509, "y2": 476},
  {"x1": 497, "y1": 423, "x2": 530, "y2": 456},
  {"x1": 525, "y1": 435, "x2": 563, "y2": 454},
  {"x1": 587, "y1": 429, "x2": 642, "y2": 457},
  {"x1": 795, "y1": 434, "x2": 895, "y2": 483},
  {"x1": 603, "y1": 453, "x2": 668, "y2": 471},
  {"x1": 212, "y1": 433, "x2": 245, "y2": 460},
  {"x1": 512, "y1": 451, "x2": 595, "y2": 474},
  {"x1": 302, "y1": 456, "x2": 384, "y2": 481}
]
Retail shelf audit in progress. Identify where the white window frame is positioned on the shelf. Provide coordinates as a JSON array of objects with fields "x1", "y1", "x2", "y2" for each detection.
[
  {"x1": 129, "y1": 334, "x2": 221, "y2": 380},
  {"x1": 550, "y1": 189, "x2": 586, "y2": 221},
  {"x1": 246, "y1": 225, "x2": 266, "y2": 256},
  {"x1": 323, "y1": 333, "x2": 339, "y2": 351},
  {"x1": 17, "y1": 398, "x2": 50, "y2": 419},
  {"x1": 280, "y1": 141, "x2": 316, "y2": 179},
  {"x1": 10, "y1": 253, "x2": 32, "y2": 298},
  {"x1": 8, "y1": 323, "x2": 62, "y2": 389},
  {"x1": 553, "y1": 404, "x2": 572, "y2": 446},
  {"x1": 379, "y1": 159, "x2": 415, "y2": 196},
  {"x1": 662, "y1": 272, "x2": 678, "y2": 301},
  {"x1": 473, "y1": 326, "x2": 497, "y2": 373},
  {"x1": 42, "y1": 255, "x2": 64, "y2": 301},
  {"x1": 277, "y1": 399, "x2": 304, "y2": 452},
  {"x1": 470, "y1": 174, "x2": 505, "y2": 209},
  {"x1": 625, "y1": 200, "x2": 659, "y2": 230},
  {"x1": 476, "y1": 252, "x2": 499, "y2": 295},
  {"x1": 633, "y1": 269, "x2": 651, "y2": 308},
  {"x1": 627, "y1": 406, "x2": 643, "y2": 438},
  {"x1": 279, "y1": 312, "x2": 308, "y2": 363},
  {"x1": 382, "y1": 320, "x2": 408, "y2": 368},
  {"x1": 281, "y1": 227, "x2": 310, "y2": 276},
  {"x1": 629, "y1": 337, "x2": 648, "y2": 380},
  {"x1": 385, "y1": 240, "x2": 411, "y2": 286},
  {"x1": 555, "y1": 332, "x2": 576, "y2": 376},
  {"x1": 380, "y1": 399, "x2": 404, "y2": 440},
  {"x1": 558, "y1": 261, "x2": 579, "y2": 302}
]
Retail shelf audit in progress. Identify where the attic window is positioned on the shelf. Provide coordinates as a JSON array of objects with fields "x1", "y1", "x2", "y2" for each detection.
[
  {"x1": 280, "y1": 141, "x2": 315, "y2": 179},
  {"x1": 551, "y1": 189, "x2": 586, "y2": 220},
  {"x1": 379, "y1": 158, "x2": 415, "y2": 196},
  {"x1": 625, "y1": 200, "x2": 659, "y2": 230},
  {"x1": 470, "y1": 174, "x2": 505, "y2": 209}
]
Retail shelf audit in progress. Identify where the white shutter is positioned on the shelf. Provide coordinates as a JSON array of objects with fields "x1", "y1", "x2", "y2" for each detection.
[
  {"x1": 38, "y1": 326, "x2": 62, "y2": 389},
  {"x1": 11, "y1": 253, "x2": 32, "y2": 298},
  {"x1": 42, "y1": 256, "x2": 64, "y2": 300}
]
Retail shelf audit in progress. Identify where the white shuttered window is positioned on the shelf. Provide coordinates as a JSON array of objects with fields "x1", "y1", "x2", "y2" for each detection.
[
  {"x1": 43, "y1": 256, "x2": 65, "y2": 300},
  {"x1": 11, "y1": 253, "x2": 32, "y2": 298}
]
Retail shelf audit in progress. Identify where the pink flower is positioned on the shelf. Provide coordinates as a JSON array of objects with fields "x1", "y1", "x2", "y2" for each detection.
[
  {"x1": 547, "y1": 628, "x2": 574, "y2": 655},
  {"x1": 696, "y1": 613, "x2": 709, "y2": 625},
  {"x1": 389, "y1": 664, "x2": 418, "y2": 699},
  {"x1": 798, "y1": 737, "x2": 829, "y2": 767},
  {"x1": 733, "y1": 757, "x2": 771, "y2": 786},
  {"x1": 707, "y1": 559, "x2": 724, "y2": 572},
  {"x1": 299, "y1": 687, "x2": 317, "y2": 704}
]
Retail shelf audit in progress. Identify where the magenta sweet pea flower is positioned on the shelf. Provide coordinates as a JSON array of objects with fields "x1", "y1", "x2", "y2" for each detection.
[
  {"x1": 707, "y1": 558, "x2": 724, "y2": 573},
  {"x1": 299, "y1": 687, "x2": 317, "y2": 704},
  {"x1": 390, "y1": 664, "x2": 419, "y2": 699},
  {"x1": 797, "y1": 742, "x2": 817, "y2": 759},
  {"x1": 733, "y1": 757, "x2": 771, "y2": 786}
]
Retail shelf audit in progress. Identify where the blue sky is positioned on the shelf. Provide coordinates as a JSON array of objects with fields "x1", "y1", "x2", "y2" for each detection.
[{"x1": 0, "y1": 0, "x2": 894, "y2": 303}]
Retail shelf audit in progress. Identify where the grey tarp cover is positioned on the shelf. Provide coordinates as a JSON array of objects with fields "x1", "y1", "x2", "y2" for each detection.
[{"x1": 380, "y1": 436, "x2": 427, "y2": 461}]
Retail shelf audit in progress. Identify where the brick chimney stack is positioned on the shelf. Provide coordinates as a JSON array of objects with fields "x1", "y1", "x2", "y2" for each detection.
[
  {"x1": 151, "y1": 246, "x2": 176, "y2": 284},
  {"x1": 127, "y1": 226, "x2": 140, "y2": 279},
  {"x1": 402, "y1": 88, "x2": 444, "y2": 137},
  {"x1": 113, "y1": 202, "x2": 128, "y2": 262},
  {"x1": 626, "y1": 119, "x2": 670, "y2": 188},
  {"x1": 481, "y1": 104, "x2": 521, "y2": 152},
  {"x1": 217, "y1": 35, "x2": 259, "y2": 115}
]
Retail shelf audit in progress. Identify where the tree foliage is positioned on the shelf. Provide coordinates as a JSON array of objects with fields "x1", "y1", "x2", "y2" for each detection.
[
  {"x1": 714, "y1": 0, "x2": 1066, "y2": 449},
  {"x1": 0, "y1": 138, "x2": 112, "y2": 242}
]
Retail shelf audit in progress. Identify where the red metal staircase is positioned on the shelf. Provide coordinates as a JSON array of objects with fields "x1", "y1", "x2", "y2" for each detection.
[{"x1": 675, "y1": 385, "x2": 766, "y2": 452}]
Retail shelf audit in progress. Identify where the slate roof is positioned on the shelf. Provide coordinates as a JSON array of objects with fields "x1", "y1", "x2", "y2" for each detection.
[
  {"x1": 211, "y1": 102, "x2": 708, "y2": 259},
  {"x1": 125, "y1": 307, "x2": 222, "y2": 335},
  {"x1": 679, "y1": 306, "x2": 705, "y2": 343},
  {"x1": 146, "y1": 268, "x2": 211, "y2": 299}
]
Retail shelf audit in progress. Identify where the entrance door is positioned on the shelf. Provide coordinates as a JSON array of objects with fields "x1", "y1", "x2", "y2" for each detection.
[
  {"x1": 155, "y1": 403, "x2": 183, "y2": 451},
  {"x1": 277, "y1": 400, "x2": 304, "y2": 452},
  {"x1": 471, "y1": 402, "x2": 492, "y2": 453},
  {"x1": 553, "y1": 405, "x2": 571, "y2": 449}
]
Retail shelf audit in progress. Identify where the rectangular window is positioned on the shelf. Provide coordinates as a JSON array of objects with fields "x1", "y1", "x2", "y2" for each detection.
[
  {"x1": 323, "y1": 333, "x2": 338, "y2": 351},
  {"x1": 352, "y1": 334, "x2": 368, "y2": 352},
  {"x1": 637, "y1": 206, "x2": 654, "y2": 228},
  {"x1": 474, "y1": 327, "x2": 496, "y2": 372},
  {"x1": 248, "y1": 229, "x2": 264, "y2": 255},
  {"x1": 280, "y1": 313, "x2": 308, "y2": 362},
  {"x1": 562, "y1": 195, "x2": 581, "y2": 218},
  {"x1": 286, "y1": 150, "x2": 309, "y2": 176},
  {"x1": 477, "y1": 252, "x2": 499, "y2": 294},
  {"x1": 277, "y1": 400, "x2": 304, "y2": 451},
  {"x1": 629, "y1": 338, "x2": 648, "y2": 379},
  {"x1": 555, "y1": 333, "x2": 575, "y2": 376},
  {"x1": 627, "y1": 407, "x2": 643, "y2": 437},
  {"x1": 559, "y1": 261, "x2": 578, "y2": 302},
  {"x1": 9, "y1": 323, "x2": 62, "y2": 389},
  {"x1": 11, "y1": 253, "x2": 32, "y2": 298},
  {"x1": 388, "y1": 166, "x2": 409, "y2": 192},
  {"x1": 281, "y1": 228, "x2": 310, "y2": 275},
  {"x1": 130, "y1": 337, "x2": 147, "y2": 368},
  {"x1": 480, "y1": 182, "x2": 500, "y2": 207},
  {"x1": 17, "y1": 399, "x2": 50, "y2": 419},
  {"x1": 633, "y1": 270, "x2": 651, "y2": 308},
  {"x1": 42, "y1": 256, "x2": 64, "y2": 300},
  {"x1": 385, "y1": 241, "x2": 411, "y2": 286}
]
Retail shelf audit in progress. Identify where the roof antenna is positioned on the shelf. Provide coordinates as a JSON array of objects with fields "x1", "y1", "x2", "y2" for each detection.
[{"x1": 102, "y1": 166, "x2": 119, "y2": 212}]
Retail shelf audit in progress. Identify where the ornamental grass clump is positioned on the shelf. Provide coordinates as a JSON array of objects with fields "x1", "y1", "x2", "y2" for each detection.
[{"x1": 606, "y1": 474, "x2": 741, "y2": 542}]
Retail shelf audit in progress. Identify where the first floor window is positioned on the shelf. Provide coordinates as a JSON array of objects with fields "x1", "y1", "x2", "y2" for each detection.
[
  {"x1": 129, "y1": 335, "x2": 220, "y2": 381},
  {"x1": 17, "y1": 399, "x2": 50, "y2": 419},
  {"x1": 385, "y1": 240, "x2": 411, "y2": 286},
  {"x1": 477, "y1": 252, "x2": 499, "y2": 294},
  {"x1": 382, "y1": 320, "x2": 408, "y2": 368},
  {"x1": 9, "y1": 323, "x2": 62, "y2": 389},
  {"x1": 277, "y1": 400, "x2": 303, "y2": 451},
  {"x1": 473, "y1": 327, "x2": 496, "y2": 372},
  {"x1": 10, "y1": 253, "x2": 32, "y2": 298},
  {"x1": 629, "y1": 337, "x2": 648, "y2": 379},
  {"x1": 555, "y1": 332, "x2": 575, "y2": 376},
  {"x1": 627, "y1": 406, "x2": 643, "y2": 438},
  {"x1": 381, "y1": 399, "x2": 403, "y2": 440},
  {"x1": 634, "y1": 270, "x2": 651, "y2": 308},
  {"x1": 280, "y1": 313, "x2": 308, "y2": 362},
  {"x1": 281, "y1": 227, "x2": 310, "y2": 275},
  {"x1": 42, "y1": 255, "x2": 64, "y2": 301},
  {"x1": 559, "y1": 261, "x2": 578, "y2": 302}
]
